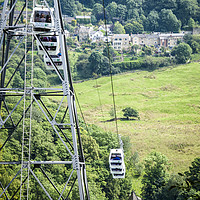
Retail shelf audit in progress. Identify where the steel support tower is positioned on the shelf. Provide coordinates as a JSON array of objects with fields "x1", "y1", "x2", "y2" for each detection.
[{"x1": 0, "y1": 0, "x2": 90, "y2": 199}]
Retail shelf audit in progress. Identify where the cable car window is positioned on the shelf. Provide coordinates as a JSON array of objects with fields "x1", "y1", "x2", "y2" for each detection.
[
  {"x1": 40, "y1": 36, "x2": 57, "y2": 42},
  {"x1": 46, "y1": 62, "x2": 62, "y2": 66},
  {"x1": 39, "y1": 46, "x2": 56, "y2": 51},
  {"x1": 34, "y1": 11, "x2": 51, "y2": 23}
]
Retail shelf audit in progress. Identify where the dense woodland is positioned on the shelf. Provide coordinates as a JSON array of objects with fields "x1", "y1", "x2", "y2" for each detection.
[
  {"x1": 0, "y1": 0, "x2": 200, "y2": 199},
  {"x1": 58, "y1": 0, "x2": 200, "y2": 33}
]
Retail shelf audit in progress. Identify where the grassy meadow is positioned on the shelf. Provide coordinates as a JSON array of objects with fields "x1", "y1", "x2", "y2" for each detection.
[{"x1": 72, "y1": 62, "x2": 200, "y2": 174}]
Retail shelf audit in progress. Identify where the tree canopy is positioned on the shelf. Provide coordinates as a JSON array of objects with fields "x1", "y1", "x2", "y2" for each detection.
[{"x1": 171, "y1": 43, "x2": 192, "y2": 63}]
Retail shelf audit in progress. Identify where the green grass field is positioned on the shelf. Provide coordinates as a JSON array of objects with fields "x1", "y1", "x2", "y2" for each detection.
[{"x1": 73, "y1": 62, "x2": 200, "y2": 174}]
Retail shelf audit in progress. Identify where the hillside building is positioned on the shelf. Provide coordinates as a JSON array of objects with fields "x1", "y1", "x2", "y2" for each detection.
[
  {"x1": 111, "y1": 34, "x2": 130, "y2": 51},
  {"x1": 159, "y1": 33, "x2": 184, "y2": 48}
]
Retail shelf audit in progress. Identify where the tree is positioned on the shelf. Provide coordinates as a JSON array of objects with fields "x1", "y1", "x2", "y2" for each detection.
[
  {"x1": 116, "y1": 4, "x2": 127, "y2": 21},
  {"x1": 12, "y1": 72, "x2": 24, "y2": 88},
  {"x1": 141, "y1": 152, "x2": 170, "y2": 200},
  {"x1": 76, "y1": 51, "x2": 118, "y2": 78},
  {"x1": 185, "y1": 158, "x2": 200, "y2": 193},
  {"x1": 145, "y1": 10, "x2": 160, "y2": 31},
  {"x1": 78, "y1": 0, "x2": 94, "y2": 8},
  {"x1": 34, "y1": 68, "x2": 46, "y2": 81},
  {"x1": 155, "y1": 174, "x2": 185, "y2": 200},
  {"x1": 67, "y1": 37, "x2": 74, "y2": 47},
  {"x1": 159, "y1": 9, "x2": 181, "y2": 32},
  {"x1": 171, "y1": 158, "x2": 200, "y2": 200},
  {"x1": 122, "y1": 107, "x2": 140, "y2": 120},
  {"x1": 143, "y1": 0, "x2": 177, "y2": 15},
  {"x1": 171, "y1": 43, "x2": 192, "y2": 63},
  {"x1": 175, "y1": 0, "x2": 198, "y2": 26},
  {"x1": 61, "y1": 0, "x2": 77, "y2": 16},
  {"x1": 143, "y1": 46, "x2": 153, "y2": 56},
  {"x1": 132, "y1": 44, "x2": 140, "y2": 55},
  {"x1": 76, "y1": 59, "x2": 91, "y2": 79},
  {"x1": 113, "y1": 21, "x2": 125, "y2": 34},
  {"x1": 188, "y1": 17, "x2": 195, "y2": 29},
  {"x1": 103, "y1": 45, "x2": 117, "y2": 62},
  {"x1": 106, "y1": 2, "x2": 118, "y2": 22},
  {"x1": 124, "y1": 21, "x2": 144, "y2": 34},
  {"x1": 92, "y1": 3, "x2": 104, "y2": 21},
  {"x1": 183, "y1": 33, "x2": 193, "y2": 45},
  {"x1": 126, "y1": 0, "x2": 142, "y2": 20},
  {"x1": 190, "y1": 41, "x2": 200, "y2": 53}
]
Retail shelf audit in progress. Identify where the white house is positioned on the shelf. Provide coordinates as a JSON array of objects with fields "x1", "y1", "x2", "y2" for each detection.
[
  {"x1": 89, "y1": 30, "x2": 104, "y2": 42},
  {"x1": 78, "y1": 26, "x2": 93, "y2": 42},
  {"x1": 98, "y1": 24, "x2": 113, "y2": 35}
]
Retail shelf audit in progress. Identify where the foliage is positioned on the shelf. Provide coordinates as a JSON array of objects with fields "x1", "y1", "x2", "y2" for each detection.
[
  {"x1": 106, "y1": 2, "x2": 118, "y2": 22},
  {"x1": 112, "y1": 60, "x2": 142, "y2": 72},
  {"x1": 92, "y1": 3, "x2": 104, "y2": 21},
  {"x1": 159, "y1": 9, "x2": 181, "y2": 32},
  {"x1": 0, "y1": 94, "x2": 132, "y2": 199},
  {"x1": 183, "y1": 158, "x2": 200, "y2": 198},
  {"x1": 141, "y1": 152, "x2": 170, "y2": 200},
  {"x1": 190, "y1": 40, "x2": 200, "y2": 53},
  {"x1": 124, "y1": 21, "x2": 144, "y2": 34},
  {"x1": 171, "y1": 43, "x2": 192, "y2": 63},
  {"x1": 113, "y1": 21, "x2": 125, "y2": 34},
  {"x1": 112, "y1": 56, "x2": 174, "y2": 72},
  {"x1": 102, "y1": 45, "x2": 117, "y2": 62},
  {"x1": 122, "y1": 107, "x2": 140, "y2": 120},
  {"x1": 75, "y1": 51, "x2": 120, "y2": 79},
  {"x1": 145, "y1": 11, "x2": 160, "y2": 31}
]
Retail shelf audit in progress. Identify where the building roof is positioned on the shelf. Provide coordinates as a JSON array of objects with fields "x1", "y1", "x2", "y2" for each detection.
[
  {"x1": 76, "y1": 16, "x2": 91, "y2": 19},
  {"x1": 113, "y1": 34, "x2": 130, "y2": 38}
]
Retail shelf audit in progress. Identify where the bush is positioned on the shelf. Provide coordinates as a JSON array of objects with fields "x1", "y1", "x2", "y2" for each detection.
[
  {"x1": 171, "y1": 43, "x2": 192, "y2": 64},
  {"x1": 113, "y1": 57, "x2": 174, "y2": 72},
  {"x1": 113, "y1": 60, "x2": 142, "y2": 72},
  {"x1": 122, "y1": 107, "x2": 140, "y2": 120}
]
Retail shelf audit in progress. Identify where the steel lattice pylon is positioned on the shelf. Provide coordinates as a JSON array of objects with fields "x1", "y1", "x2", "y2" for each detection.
[{"x1": 0, "y1": 0, "x2": 90, "y2": 199}]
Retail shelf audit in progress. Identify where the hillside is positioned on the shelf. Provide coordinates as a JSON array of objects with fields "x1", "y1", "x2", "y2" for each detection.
[{"x1": 74, "y1": 62, "x2": 200, "y2": 173}]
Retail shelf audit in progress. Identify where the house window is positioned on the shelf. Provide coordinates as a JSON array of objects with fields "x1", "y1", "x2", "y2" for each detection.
[
  {"x1": 115, "y1": 38, "x2": 117, "y2": 40},
  {"x1": 125, "y1": 38, "x2": 127, "y2": 40},
  {"x1": 119, "y1": 38, "x2": 122, "y2": 40}
]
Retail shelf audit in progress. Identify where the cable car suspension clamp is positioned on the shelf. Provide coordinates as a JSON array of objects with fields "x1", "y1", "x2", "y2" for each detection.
[
  {"x1": 62, "y1": 81, "x2": 69, "y2": 96},
  {"x1": 72, "y1": 155, "x2": 79, "y2": 170}
]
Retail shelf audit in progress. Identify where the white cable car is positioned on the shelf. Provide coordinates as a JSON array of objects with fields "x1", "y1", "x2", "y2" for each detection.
[
  {"x1": 36, "y1": 34, "x2": 59, "y2": 55},
  {"x1": 109, "y1": 149, "x2": 125, "y2": 179},
  {"x1": 30, "y1": 5, "x2": 54, "y2": 31},
  {"x1": 44, "y1": 54, "x2": 63, "y2": 70}
]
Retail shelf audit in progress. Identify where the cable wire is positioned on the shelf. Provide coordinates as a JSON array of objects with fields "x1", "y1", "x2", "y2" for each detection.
[{"x1": 102, "y1": 0, "x2": 120, "y2": 146}]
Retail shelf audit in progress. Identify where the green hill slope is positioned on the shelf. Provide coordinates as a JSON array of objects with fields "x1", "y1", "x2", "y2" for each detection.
[{"x1": 74, "y1": 63, "x2": 200, "y2": 173}]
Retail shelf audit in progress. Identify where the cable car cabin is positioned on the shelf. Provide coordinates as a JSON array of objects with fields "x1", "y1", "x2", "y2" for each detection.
[
  {"x1": 44, "y1": 54, "x2": 63, "y2": 70},
  {"x1": 30, "y1": 5, "x2": 54, "y2": 31},
  {"x1": 36, "y1": 35, "x2": 59, "y2": 55},
  {"x1": 109, "y1": 149, "x2": 125, "y2": 179}
]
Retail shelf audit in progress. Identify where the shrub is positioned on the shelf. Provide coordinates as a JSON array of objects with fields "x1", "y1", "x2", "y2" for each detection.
[{"x1": 122, "y1": 107, "x2": 140, "y2": 120}]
